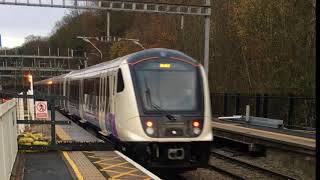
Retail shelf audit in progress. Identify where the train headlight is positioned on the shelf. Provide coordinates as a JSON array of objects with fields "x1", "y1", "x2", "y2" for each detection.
[
  {"x1": 146, "y1": 120, "x2": 154, "y2": 128},
  {"x1": 145, "y1": 120, "x2": 155, "y2": 135},
  {"x1": 192, "y1": 120, "x2": 202, "y2": 135},
  {"x1": 192, "y1": 120, "x2": 200, "y2": 128},
  {"x1": 146, "y1": 127, "x2": 155, "y2": 135}
]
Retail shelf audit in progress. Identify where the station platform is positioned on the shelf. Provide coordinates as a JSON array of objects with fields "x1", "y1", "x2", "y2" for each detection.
[
  {"x1": 15, "y1": 111, "x2": 160, "y2": 180},
  {"x1": 54, "y1": 111, "x2": 160, "y2": 180},
  {"x1": 212, "y1": 118, "x2": 316, "y2": 155}
]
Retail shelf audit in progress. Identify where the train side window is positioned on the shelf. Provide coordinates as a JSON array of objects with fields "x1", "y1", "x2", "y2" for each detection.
[
  {"x1": 94, "y1": 78, "x2": 99, "y2": 96},
  {"x1": 75, "y1": 80, "x2": 80, "y2": 101},
  {"x1": 70, "y1": 81, "x2": 75, "y2": 100},
  {"x1": 84, "y1": 79, "x2": 94, "y2": 94},
  {"x1": 56, "y1": 82, "x2": 58, "y2": 95},
  {"x1": 70, "y1": 80, "x2": 80, "y2": 101},
  {"x1": 117, "y1": 69, "x2": 124, "y2": 92}
]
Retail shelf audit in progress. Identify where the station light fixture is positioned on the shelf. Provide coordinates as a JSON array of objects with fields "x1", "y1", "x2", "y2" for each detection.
[{"x1": 27, "y1": 74, "x2": 33, "y2": 83}]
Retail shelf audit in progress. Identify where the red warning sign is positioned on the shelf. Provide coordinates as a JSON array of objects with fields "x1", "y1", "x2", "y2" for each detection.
[{"x1": 35, "y1": 101, "x2": 48, "y2": 119}]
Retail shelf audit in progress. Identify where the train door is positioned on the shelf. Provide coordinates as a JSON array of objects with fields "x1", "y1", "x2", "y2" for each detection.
[
  {"x1": 105, "y1": 71, "x2": 117, "y2": 137},
  {"x1": 98, "y1": 73, "x2": 109, "y2": 135},
  {"x1": 94, "y1": 78, "x2": 99, "y2": 119},
  {"x1": 109, "y1": 71, "x2": 118, "y2": 136},
  {"x1": 79, "y1": 79, "x2": 84, "y2": 120}
]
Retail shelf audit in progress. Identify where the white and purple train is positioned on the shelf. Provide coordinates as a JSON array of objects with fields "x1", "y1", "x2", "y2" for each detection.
[{"x1": 35, "y1": 48, "x2": 212, "y2": 170}]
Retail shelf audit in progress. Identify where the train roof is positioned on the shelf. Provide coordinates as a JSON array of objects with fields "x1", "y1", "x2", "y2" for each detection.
[
  {"x1": 34, "y1": 48, "x2": 199, "y2": 84},
  {"x1": 127, "y1": 48, "x2": 198, "y2": 64},
  {"x1": 34, "y1": 72, "x2": 71, "y2": 85}
]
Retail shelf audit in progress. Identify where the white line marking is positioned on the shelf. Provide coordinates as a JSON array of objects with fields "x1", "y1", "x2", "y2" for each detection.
[{"x1": 114, "y1": 150, "x2": 162, "y2": 180}]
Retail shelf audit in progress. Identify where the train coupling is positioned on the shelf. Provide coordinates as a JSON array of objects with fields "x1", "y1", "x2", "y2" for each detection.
[{"x1": 168, "y1": 148, "x2": 185, "y2": 160}]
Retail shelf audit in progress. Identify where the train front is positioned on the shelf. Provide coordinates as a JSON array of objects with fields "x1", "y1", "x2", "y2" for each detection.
[{"x1": 126, "y1": 49, "x2": 212, "y2": 170}]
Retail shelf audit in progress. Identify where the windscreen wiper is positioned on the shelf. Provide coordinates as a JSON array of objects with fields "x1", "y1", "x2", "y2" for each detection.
[
  {"x1": 150, "y1": 101, "x2": 176, "y2": 121},
  {"x1": 144, "y1": 78, "x2": 176, "y2": 121}
]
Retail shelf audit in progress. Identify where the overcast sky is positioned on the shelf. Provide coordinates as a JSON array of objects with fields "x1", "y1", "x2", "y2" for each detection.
[{"x1": 0, "y1": 5, "x2": 69, "y2": 48}]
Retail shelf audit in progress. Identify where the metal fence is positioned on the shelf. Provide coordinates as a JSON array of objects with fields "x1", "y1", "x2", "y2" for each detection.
[
  {"x1": 0, "y1": 99, "x2": 18, "y2": 180},
  {"x1": 211, "y1": 93, "x2": 316, "y2": 129}
]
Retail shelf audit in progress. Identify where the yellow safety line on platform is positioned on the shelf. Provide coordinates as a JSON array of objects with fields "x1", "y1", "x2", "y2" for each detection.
[
  {"x1": 100, "y1": 162, "x2": 129, "y2": 171},
  {"x1": 56, "y1": 126, "x2": 72, "y2": 141},
  {"x1": 117, "y1": 165, "x2": 137, "y2": 170},
  {"x1": 111, "y1": 169, "x2": 138, "y2": 179},
  {"x1": 100, "y1": 169, "x2": 121, "y2": 174},
  {"x1": 93, "y1": 156, "x2": 121, "y2": 164},
  {"x1": 62, "y1": 151, "x2": 84, "y2": 180},
  {"x1": 87, "y1": 155, "x2": 106, "y2": 159},
  {"x1": 95, "y1": 162, "x2": 113, "y2": 166}
]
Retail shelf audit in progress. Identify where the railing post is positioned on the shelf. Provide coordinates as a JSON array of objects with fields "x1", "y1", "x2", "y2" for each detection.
[{"x1": 50, "y1": 99, "x2": 56, "y2": 146}]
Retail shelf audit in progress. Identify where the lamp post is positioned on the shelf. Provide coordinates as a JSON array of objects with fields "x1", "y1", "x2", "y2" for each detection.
[{"x1": 77, "y1": 36, "x2": 103, "y2": 60}]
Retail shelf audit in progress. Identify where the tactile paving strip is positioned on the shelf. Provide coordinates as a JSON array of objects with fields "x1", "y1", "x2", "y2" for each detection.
[
  {"x1": 83, "y1": 151, "x2": 152, "y2": 180},
  {"x1": 66, "y1": 151, "x2": 106, "y2": 180}
]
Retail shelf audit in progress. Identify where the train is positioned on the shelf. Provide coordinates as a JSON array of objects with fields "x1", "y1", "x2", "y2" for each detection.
[{"x1": 34, "y1": 48, "x2": 212, "y2": 170}]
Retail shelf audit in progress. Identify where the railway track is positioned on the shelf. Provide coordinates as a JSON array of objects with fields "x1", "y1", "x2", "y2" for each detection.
[{"x1": 209, "y1": 150, "x2": 298, "y2": 180}]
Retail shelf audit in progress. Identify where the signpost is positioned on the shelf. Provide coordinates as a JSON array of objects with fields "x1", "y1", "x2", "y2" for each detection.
[{"x1": 35, "y1": 101, "x2": 48, "y2": 119}]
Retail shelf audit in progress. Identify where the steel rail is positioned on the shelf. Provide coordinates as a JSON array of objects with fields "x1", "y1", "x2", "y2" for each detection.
[
  {"x1": 208, "y1": 163, "x2": 246, "y2": 180},
  {"x1": 211, "y1": 150, "x2": 298, "y2": 180}
]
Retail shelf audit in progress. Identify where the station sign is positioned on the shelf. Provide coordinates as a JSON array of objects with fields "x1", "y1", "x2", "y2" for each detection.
[{"x1": 35, "y1": 101, "x2": 48, "y2": 119}]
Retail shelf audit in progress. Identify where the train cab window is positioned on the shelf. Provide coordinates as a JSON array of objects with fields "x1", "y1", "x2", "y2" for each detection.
[
  {"x1": 117, "y1": 69, "x2": 125, "y2": 92},
  {"x1": 133, "y1": 59, "x2": 202, "y2": 112}
]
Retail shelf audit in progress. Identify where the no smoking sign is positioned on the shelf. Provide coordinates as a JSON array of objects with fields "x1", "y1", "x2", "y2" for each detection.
[{"x1": 35, "y1": 101, "x2": 48, "y2": 119}]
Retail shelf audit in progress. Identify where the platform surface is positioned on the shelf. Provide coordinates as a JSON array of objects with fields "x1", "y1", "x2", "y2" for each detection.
[
  {"x1": 51, "y1": 111, "x2": 102, "y2": 142},
  {"x1": 212, "y1": 119, "x2": 315, "y2": 149},
  {"x1": 55, "y1": 111, "x2": 160, "y2": 180},
  {"x1": 23, "y1": 152, "x2": 73, "y2": 180}
]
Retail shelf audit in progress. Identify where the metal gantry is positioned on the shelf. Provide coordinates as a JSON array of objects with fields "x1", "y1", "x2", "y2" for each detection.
[
  {"x1": 0, "y1": 50, "x2": 86, "y2": 89},
  {"x1": 0, "y1": 0, "x2": 212, "y2": 73},
  {"x1": 0, "y1": 0, "x2": 210, "y2": 16}
]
